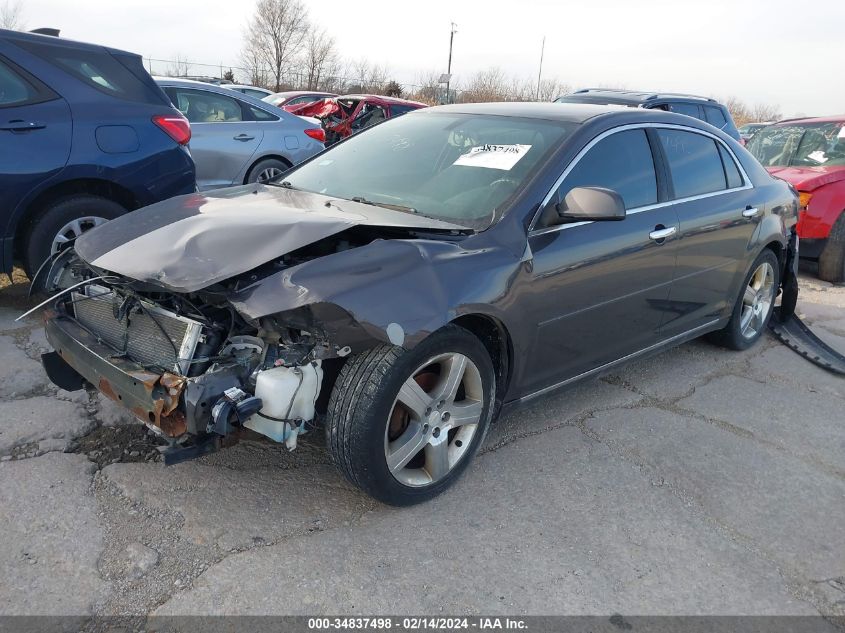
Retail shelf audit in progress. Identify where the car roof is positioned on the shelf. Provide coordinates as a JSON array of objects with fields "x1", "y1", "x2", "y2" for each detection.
[
  {"x1": 559, "y1": 88, "x2": 718, "y2": 105},
  {"x1": 0, "y1": 26, "x2": 138, "y2": 58},
  {"x1": 153, "y1": 76, "x2": 292, "y2": 111},
  {"x1": 773, "y1": 115, "x2": 845, "y2": 126},
  {"x1": 227, "y1": 84, "x2": 270, "y2": 91},
  {"x1": 426, "y1": 101, "x2": 631, "y2": 123}
]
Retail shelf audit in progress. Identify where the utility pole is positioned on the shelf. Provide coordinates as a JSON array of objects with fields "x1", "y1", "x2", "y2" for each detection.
[
  {"x1": 536, "y1": 36, "x2": 545, "y2": 101},
  {"x1": 446, "y1": 22, "x2": 457, "y2": 104}
]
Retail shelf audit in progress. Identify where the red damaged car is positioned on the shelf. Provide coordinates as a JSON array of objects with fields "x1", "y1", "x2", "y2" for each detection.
[
  {"x1": 747, "y1": 116, "x2": 845, "y2": 281},
  {"x1": 288, "y1": 94, "x2": 427, "y2": 145}
]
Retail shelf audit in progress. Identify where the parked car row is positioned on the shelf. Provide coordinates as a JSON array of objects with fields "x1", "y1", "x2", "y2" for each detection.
[
  {"x1": 0, "y1": 27, "x2": 196, "y2": 284},
  {"x1": 0, "y1": 28, "x2": 330, "y2": 287}
]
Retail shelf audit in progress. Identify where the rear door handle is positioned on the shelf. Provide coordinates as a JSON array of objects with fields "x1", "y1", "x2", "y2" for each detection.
[
  {"x1": 649, "y1": 226, "x2": 677, "y2": 241},
  {"x1": 742, "y1": 206, "x2": 759, "y2": 218},
  {"x1": 0, "y1": 120, "x2": 46, "y2": 131},
  {"x1": 233, "y1": 133, "x2": 255, "y2": 141}
]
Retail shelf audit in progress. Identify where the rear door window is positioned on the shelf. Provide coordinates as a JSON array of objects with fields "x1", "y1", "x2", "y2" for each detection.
[
  {"x1": 657, "y1": 129, "x2": 727, "y2": 198},
  {"x1": 718, "y1": 144, "x2": 744, "y2": 189},
  {"x1": 668, "y1": 103, "x2": 701, "y2": 119},
  {"x1": 166, "y1": 88, "x2": 244, "y2": 122},
  {"x1": 14, "y1": 40, "x2": 165, "y2": 104},
  {"x1": 249, "y1": 105, "x2": 278, "y2": 121},
  {"x1": 0, "y1": 58, "x2": 38, "y2": 106},
  {"x1": 389, "y1": 104, "x2": 419, "y2": 117},
  {"x1": 557, "y1": 129, "x2": 658, "y2": 210},
  {"x1": 704, "y1": 106, "x2": 728, "y2": 130}
]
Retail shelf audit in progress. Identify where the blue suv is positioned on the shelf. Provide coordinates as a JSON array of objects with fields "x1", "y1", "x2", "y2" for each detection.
[{"x1": 0, "y1": 28, "x2": 196, "y2": 285}]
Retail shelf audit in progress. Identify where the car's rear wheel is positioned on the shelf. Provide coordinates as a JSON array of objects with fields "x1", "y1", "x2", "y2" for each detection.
[
  {"x1": 246, "y1": 158, "x2": 290, "y2": 184},
  {"x1": 25, "y1": 195, "x2": 126, "y2": 290},
  {"x1": 708, "y1": 249, "x2": 779, "y2": 350},
  {"x1": 818, "y1": 211, "x2": 845, "y2": 283},
  {"x1": 326, "y1": 325, "x2": 495, "y2": 505}
]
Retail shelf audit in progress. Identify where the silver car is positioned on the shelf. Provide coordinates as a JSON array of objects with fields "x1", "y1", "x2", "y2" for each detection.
[
  {"x1": 155, "y1": 78, "x2": 324, "y2": 190},
  {"x1": 225, "y1": 84, "x2": 274, "y2": 99}
]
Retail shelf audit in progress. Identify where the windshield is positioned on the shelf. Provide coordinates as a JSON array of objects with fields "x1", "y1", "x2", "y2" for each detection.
[
  {"x1": 747, "y1": 122, "x2": 845, "y2": 167},
  {"x1": 281, "y1": 111, "x2": 578, "y2": 229}
]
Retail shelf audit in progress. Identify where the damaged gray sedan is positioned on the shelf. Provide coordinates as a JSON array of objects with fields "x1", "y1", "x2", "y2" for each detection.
[{"x1": 39, "y1": 103, "x2": 799, "y2": 505}]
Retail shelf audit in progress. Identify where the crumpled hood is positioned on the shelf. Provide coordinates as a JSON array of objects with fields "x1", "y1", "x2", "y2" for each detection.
[
  {"x1": 74, "y1": 184, "x2": 466, "y2": 293},
  {"x1": 766, "y1": 166, "x2": 845, "y2": 191}
]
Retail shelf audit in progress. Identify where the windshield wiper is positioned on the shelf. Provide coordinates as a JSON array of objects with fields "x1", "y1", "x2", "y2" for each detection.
[
  {"x1": 349, "y1": 196, "x2": 417, "y2": 214},
  {"x1": 268, "y1": 180, "x2": 298, "y2": 190}
]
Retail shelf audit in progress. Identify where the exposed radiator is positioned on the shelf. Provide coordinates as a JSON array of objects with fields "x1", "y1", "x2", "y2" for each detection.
[{"x1": 72, "y1": 286, "x2": 202, "y2": 374}]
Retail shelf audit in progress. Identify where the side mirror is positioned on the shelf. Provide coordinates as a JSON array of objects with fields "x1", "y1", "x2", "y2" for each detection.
[{"x1": 557, "y1": 186, "x2": 626, "y2": 221}]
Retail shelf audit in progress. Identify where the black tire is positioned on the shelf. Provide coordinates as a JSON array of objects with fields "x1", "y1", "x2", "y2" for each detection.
[
  {"x1": 24, "y1": 195, "x2": 126, "y2": 286},
  {"x1": 246, "y1": 158, "x2": 290, "y2": 184},
  {"x1": 326, "y1": 325, "x2": 495, "y2": 506},
  {"x1": 708, "y1": 249, "x2": 780, "y2": 351},
  {"x1": 818, "y1": 212, "x2": 845, "y2": 283}
]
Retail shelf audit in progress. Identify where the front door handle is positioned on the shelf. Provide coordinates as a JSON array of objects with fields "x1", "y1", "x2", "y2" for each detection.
[
  {"x1": 0, "y1": 120, "x2": 46, "y2": 131},
  {"x1": 649, "y1": 226, "x2": 677, "y2": 241},
  {"x1": 742, "y1": 206, "x2": 760, "y2": 218},
  {"x1": 233, "y1": 133, "x2": 255, "y2": 141}
]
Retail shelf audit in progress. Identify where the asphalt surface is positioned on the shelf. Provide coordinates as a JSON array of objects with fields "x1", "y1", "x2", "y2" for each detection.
[{"x1": 1, "y1": 268, "x2": 843, "y2": 622}]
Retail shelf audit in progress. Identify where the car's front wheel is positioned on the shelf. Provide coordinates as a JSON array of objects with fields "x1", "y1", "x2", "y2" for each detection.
[
  {"x1": 818, "y1": 212, "x2": 845, "y2": 283},
  {"x1": 326, "y1": 325, "x2": 495, "y2": 505}
]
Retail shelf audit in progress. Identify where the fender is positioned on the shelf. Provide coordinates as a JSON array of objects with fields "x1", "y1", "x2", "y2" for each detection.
[{"x1": 226, "y1": 237, "x2": 523, "y2": 354}]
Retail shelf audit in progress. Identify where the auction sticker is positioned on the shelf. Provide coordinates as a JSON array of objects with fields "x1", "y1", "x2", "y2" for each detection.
[{"x1": 453, "y1": 144, "x2": 531, "y2": 170}]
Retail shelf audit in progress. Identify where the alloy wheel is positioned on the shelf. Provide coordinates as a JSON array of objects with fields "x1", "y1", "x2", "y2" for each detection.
[
  {"x1": 256, "y1": 167, "x2": 283, "y2": 183},
  {"x1": 384, "y1": 352, "x2": 484, "y2": 487},
  {"x1": 740, "y1": 261, "x2": 775, "y2": 339},
  {"x1": 50, "y1": 216, "x2": 108, "y2": 256}
]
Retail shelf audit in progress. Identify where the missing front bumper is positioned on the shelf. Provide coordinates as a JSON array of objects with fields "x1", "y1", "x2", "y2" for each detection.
[{"x1": 43, "y1": 311, "x2": 188, "y2": 437}]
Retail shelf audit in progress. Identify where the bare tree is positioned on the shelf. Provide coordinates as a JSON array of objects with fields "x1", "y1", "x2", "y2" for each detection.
[
  {"x1": 1, "y1": 0, "x2": 25, "y2": 30},
  {"x1": 303, "y1": 27, "x2": 336, "y2": 90},
  {"x1": 244, "y1": 0, "x2": 309, "y2": 92},
  {"x1": 457, "y1": 67, "x2": 511, "y2": 103},
  {"x1": 537, "y1": 78, "x2": 571, "y2": 102},
  {"x1": 166, "y1": 53, "x2": 191, "y2": 77},
  {"x1": 407, "y1": 70, "x2": 442, "y2": 104},
  {"x1": 241, "y1": 37, "x2": 270, "y2": 88},
  {"x1": 750, "y1": 102, "x2": 781, "y2": 123},
  {"x1": 722, "y1": 95, "x2": 752, "y2": 127}
]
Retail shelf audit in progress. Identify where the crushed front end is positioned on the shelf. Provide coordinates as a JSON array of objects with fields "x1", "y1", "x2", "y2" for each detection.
[{"x1": 41, "y1": 274, "x2": 339, "y2": 464}]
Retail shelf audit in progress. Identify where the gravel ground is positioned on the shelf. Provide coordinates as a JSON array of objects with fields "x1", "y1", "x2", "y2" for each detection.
[{"x1": 0, "y1": 266, "x2": 843, "y2": 624}]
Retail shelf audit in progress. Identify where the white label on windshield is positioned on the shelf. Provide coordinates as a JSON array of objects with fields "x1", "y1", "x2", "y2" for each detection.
[
  {"x1": 838, "y1": 126, "x2": 845, "y2": 139},
  {"x1": 453, "y1": 144, "x2": 532, "y2": 170}
]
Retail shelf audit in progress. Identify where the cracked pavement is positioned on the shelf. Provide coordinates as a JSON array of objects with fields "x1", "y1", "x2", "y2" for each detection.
[{"x1": 1, "y1": 268, "x2": 843, "y2": 621}]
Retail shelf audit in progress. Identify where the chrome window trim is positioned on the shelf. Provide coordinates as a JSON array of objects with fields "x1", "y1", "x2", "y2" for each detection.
[{"x1": 528, "y1": 122, "x2": 753, "y2": 236}]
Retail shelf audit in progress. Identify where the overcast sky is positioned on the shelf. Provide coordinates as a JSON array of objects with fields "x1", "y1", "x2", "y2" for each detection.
[{"x1": 21, "y1": 0, "x2": 844, "y2": 117}]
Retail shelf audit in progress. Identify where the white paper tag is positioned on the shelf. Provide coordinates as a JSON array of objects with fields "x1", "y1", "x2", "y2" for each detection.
[
  {"x1": 453, "y1": 144, "x2": 532, "y2": 170},
  {"x1": 838, "y1": 126, "x2": 845, "y2": 139}
]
